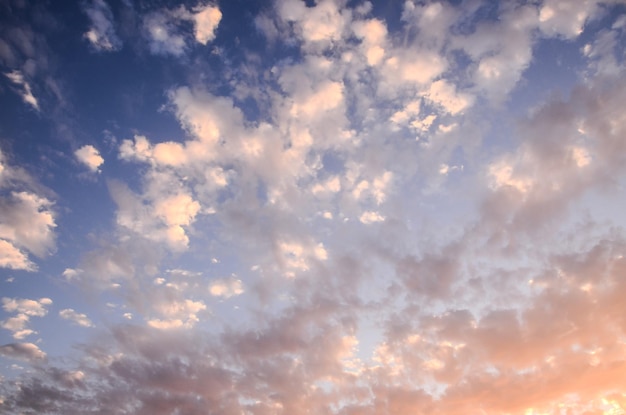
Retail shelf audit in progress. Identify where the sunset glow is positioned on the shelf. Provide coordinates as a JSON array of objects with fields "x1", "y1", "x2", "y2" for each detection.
[{"x1": 1, "y1": 0, "x2": 626, "y2": 413}]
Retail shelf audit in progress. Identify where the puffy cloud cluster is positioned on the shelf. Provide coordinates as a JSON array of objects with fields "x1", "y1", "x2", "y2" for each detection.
[
  {"x1": 143, "y1": 3, "x2": 222, "y2": 56},
  {"x1": 2, "y1": 0, "x2": 626, "y2": 414},
  {"x1": 1, "y1": 297, "x2": 52, "y2": 339},
  {"x1": 0, "y1": 151, "x2": 56, "y2": 271}
]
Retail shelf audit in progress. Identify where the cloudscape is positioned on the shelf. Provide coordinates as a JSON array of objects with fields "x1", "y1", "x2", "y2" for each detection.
[{"x1": 1, "y1": 0, "x2": 626, "y2": 413}]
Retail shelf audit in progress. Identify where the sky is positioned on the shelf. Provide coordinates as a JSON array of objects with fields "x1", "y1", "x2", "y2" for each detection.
[{"x1": 1, "y1": 0, "x2": 626, "y2": 413}]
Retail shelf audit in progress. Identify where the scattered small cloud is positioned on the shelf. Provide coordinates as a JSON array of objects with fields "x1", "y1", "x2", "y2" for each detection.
[
  {"x1": 192, "y1": 4, "x2": 222, "y2": 45},
  {"x1": 59, "y1": 308, "x2": 94, "y2": 327},
  {"x1": 1, "y1": 297, "x2": 52, "y2": 339},
  {"x1": 208, "y1": 277, "x2": 243, "y2": 298},
  {"x1": 75, "y1": 145, "x2": 104, "y2": 173}
]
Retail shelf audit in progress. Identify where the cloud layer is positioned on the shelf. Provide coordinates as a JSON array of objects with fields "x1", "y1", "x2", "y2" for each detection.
[{"x1": 1, "y1": 0, "x2": 626, "y2": 414}]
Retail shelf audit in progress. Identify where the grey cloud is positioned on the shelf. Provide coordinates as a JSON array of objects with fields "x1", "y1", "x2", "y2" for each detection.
[{"x1": 0, "y1": 342, "x2": 47, "y2": 363}]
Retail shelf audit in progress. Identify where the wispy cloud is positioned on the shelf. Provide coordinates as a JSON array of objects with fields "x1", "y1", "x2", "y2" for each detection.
[
  {"x1": 82, "y1": 0, "x2": 122, "y2": 51},
  {"x1": 4, "y1": 70, "x2": 39, "y2": 111}
]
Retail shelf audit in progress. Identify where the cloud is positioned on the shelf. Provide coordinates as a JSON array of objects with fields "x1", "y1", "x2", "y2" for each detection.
[
  {"x1": 1, "y1": 297, "x2": 52, "y2": 339},
  {"x1": 143, "y1": 10, "x2": 188, "y2": 56},
  {"x1": 0, "y1": 239, "x2": 34, "y2": 271},
  {"x1": 142, "y1": 4, "x2": 222, "y2": 56},
  {"x1": 146, "y1": 298, "x2": 207, "y2": 329},
  {"x1": 359, "y1": 210, "x2": 385, "y2": 224},
  {"x1": 82, "y1": 0, "x2": 122, "y2": 51},
  {"x1": 0, "y1": 191, "x2": 56, "y2": 258},
  {"x1": 538, "y1": 0, "x2": 599, "y2": 39},
  {"x1": 109, "y1": 180, "x2": 201, "y2": 251},
  {"x1": 59, "y1": 309, "x2": 94, "y2": 328},
  {"x1": 0, "y1": 152, "x2": 56, "y2": 271},
  {"x1": 0, "y1": 342, "x2": 46, "y2": 363},
  {"x1": 192, "y1": 4, "x2": 222, "y2": 45},
  {"x1": 2, "y1": 297, "x2": 52, "y2": 316},
  {"x1": 2, "y1": 2, "x2": 626, "y2": 414},
  {"x1": 208, "y1": 277, "x2": 244, "y2": 298},
  {"x1": 4, "y1": 70, "x2": 39, "y2": 110},
  {"x1": 74, "y1": 144, "x2": 104, "y2": 172},
  {"x1": 0, "y1": 313, "x2": 33, "y2": 339}
]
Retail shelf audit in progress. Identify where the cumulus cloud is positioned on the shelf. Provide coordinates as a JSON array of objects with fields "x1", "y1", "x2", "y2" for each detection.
[
  {"x1": 146, "y1": 298, "x2": 207, "y2": 329},
  {"x1": 3, "y1": 297, "x2": 52, "y2": 316},
  {"x1": 1, "y1": 297, "x2": 52, "y2": 339},
  {"x1": 192, "y1": 4, "x2": 222, "y2": 45},
  {"x1": 538, "y1": 0, "x2": 600, "y2": 39},
  {"x1": 59, "y1": 309, "x2": 93, "y2": 327},
  {"x1": 0, "y1": 239, "x2": 34, "y2": 271},
  {"x1": 74, "y1": 144, "x2": 104, "y2": 172},
  {"x1": 142, "y1": 3, "x2": 222, "y2": 56},
  {"x1": 209, "y1": 277, "x2": 243, "y2": 298},
  {"x1": 3, "y1": 2, "x2": 626, "y2": 414},
  {"x1": 0, "y1": 191, "x2": 56, "y2": 258},
  {"x1": 82, "y1": 0, "x2": 121, "y2": 51},
  {"x1": 0, "y1": 152, "x2": 56, "y2": 271}
]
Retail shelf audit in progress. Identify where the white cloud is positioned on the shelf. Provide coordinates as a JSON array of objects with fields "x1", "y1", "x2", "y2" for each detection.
[
  {"x1": 82, "y1": 0, "x2": 122, "y2": 51},
  {"x1": 1, "y1": 314, "x2": 32, "y2": 339},
  {"x1": 538, "y1": 0, "x2": 598, "y2": 39},
  {"x1": 453, "y1": 4, "x2": 537, "y2": 103},
  {"x1": 209, "y1": 277, "x2": 244, "y2": 298},
  {"x1": 386, "y1": 51, "x2": 447, "y2": 85},
  {"x1": 0, "y1": 153, "x2": 56, "y2": 271},
  {"x1": 2, "y1": 297, "x2": 52, "y2": 316},
  {"x1": 302, "y1": 1, "x2": 346, "y2": 44},
  {"x1": 192, "y1": 4, "x2": 222, "y2": 45},
  {"x1": 75, "y1": 145, "x2": 104, "y2": 172},
  {"x1": 3, "y1": 3, "x2": 626, "y2": 414},
  {"x1": 360, "y1": 211, "x2": 385, "y2": 224},
  {"x1": 4, "y1": 70, "x2": 39, "y2": 111},
  {"x1": 143, "y1": 4, "x2": 222, "y2": 56},
  {"x1": 291, "y1": 81, "x2": 344, "y2": 120},
  {"x1": 62, "y1": 268, "x2": 83, "y2": 281},
  {"x1": 488, "y1": 158, "x2": 533, "y2": 194},
  {"x1": 0, "y1": 239, "x2": 34, "y2": 271},
  {"x1": 352, "y1": 18, "x2": 387, "y2": 65},
  {"x1": 59, "y1": 309, "x2": 94, "y2": 327},
  {"x1": 1, "y1": 297, "x2": 52, "y2": 339},
  {"x1": 147, "y1": 298, "x2": 207, "y2": 329},
  {"x1": 425, "y1": 80, "x2": 474, "y2": 115},
  {"x1": 0, "y1": 191, "x2": 56, "y2": 258},
  {"x1": 109, "y1": 181, "x2": 200, "y2": 251},
  {"x1": 153, "y1": 193, "x2": 201, "y2": 249}
]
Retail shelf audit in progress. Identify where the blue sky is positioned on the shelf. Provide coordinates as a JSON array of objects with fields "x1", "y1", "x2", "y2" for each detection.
[{"x1": 1, "y1": 0, "x2": 626, "y2": 413}]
